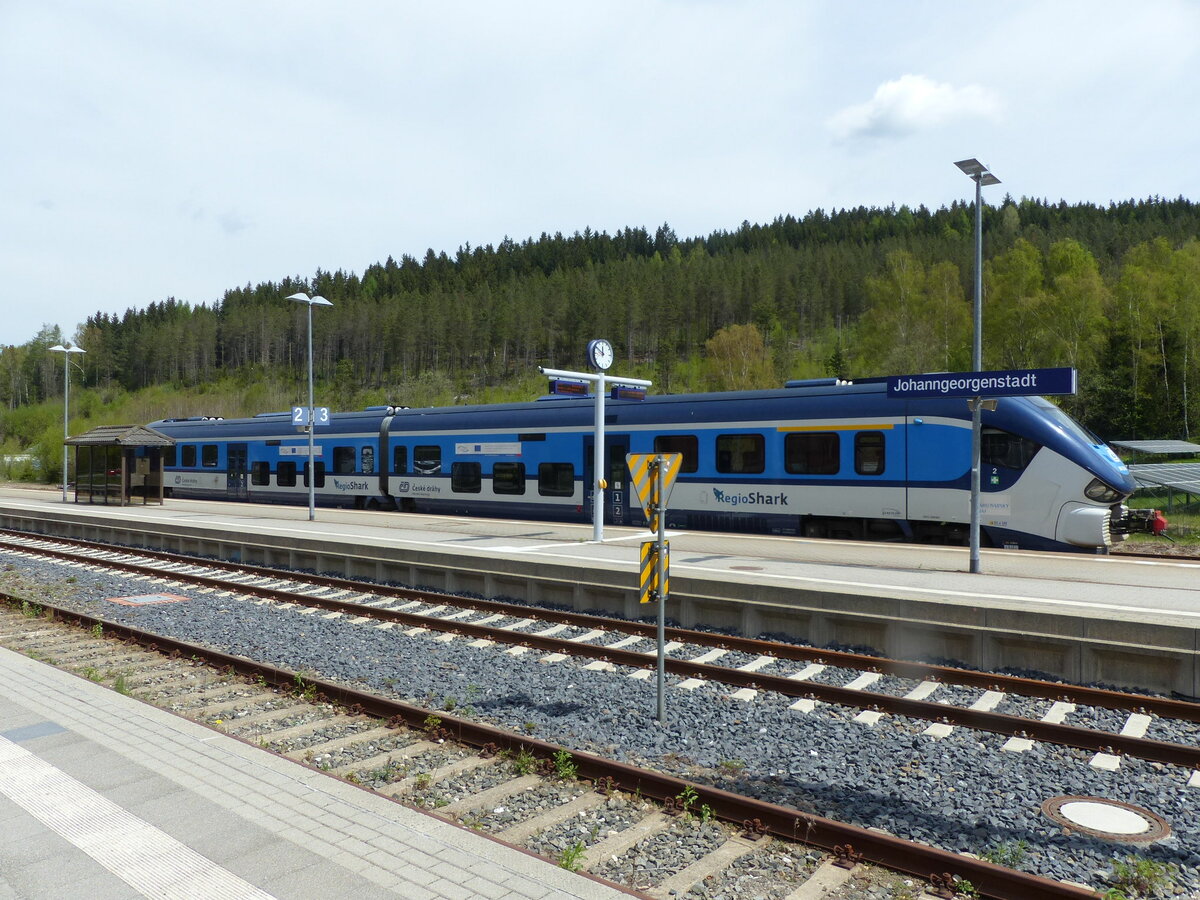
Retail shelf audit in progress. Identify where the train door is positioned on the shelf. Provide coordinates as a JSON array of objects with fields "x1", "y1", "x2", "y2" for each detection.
[
  {"x1": 584, "y1": 436, "x2": 630, "y2": 525},
  {"x1": 227, "y1": 443, "x2": 249, "y2": 500}
]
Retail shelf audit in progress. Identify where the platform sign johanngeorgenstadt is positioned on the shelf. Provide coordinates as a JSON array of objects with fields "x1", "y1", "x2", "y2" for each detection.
[{"x1": 886, "y1": 367, "x2": 1077, "y2": 399}]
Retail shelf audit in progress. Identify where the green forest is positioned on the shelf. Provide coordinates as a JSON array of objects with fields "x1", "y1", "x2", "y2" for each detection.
[{"x1": 3, "y1": 195, "x2": 1200, "y2": 483}]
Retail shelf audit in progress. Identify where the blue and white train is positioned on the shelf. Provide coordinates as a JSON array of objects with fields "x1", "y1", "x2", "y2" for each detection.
[{"x1": 145, "y1": 377, "x2": 1161, "y2": 553}]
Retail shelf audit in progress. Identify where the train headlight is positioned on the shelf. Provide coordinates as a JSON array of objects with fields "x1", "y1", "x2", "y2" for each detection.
[{"x1": 1084, "y1": 478, "x2": 1123, "y2": 503}]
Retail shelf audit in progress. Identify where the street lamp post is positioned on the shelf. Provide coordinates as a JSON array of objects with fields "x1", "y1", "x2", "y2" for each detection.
[
  {"x1": 954, "y1": 158, "x2": 1000, "y2": 574},
  {"x1": 286, "y1": 292, "x2": 333, "y2": 521},
  {"x1": 49, "y1": 343, "x2": 86, "y2": 503}
]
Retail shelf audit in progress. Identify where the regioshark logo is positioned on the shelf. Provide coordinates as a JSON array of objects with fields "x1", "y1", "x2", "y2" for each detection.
[{"x1": 712, "y1": 488, "x2": 789, "y2": 507}]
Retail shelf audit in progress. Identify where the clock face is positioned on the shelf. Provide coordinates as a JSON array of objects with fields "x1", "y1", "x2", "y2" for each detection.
[{"x1": 589, "y1": 339, "x2": 614, "y2": 371}]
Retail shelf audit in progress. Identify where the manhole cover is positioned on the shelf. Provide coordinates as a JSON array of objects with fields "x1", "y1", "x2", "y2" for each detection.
[
  {"x1": 1042, "y1": 795, "x2": 1170, "y2": 842},
  {"x1": 107, "y1": 594, "x2": 189, "y2": 606}
]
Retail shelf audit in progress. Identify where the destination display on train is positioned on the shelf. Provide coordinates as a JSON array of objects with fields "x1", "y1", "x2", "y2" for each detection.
[{"x1": 886, "y1": 366, "x2": 1077, "y2": 399}]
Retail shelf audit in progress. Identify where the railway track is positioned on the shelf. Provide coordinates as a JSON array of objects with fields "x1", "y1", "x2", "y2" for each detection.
[
  {"x1": 1, "y1": 530, "x2": 1196, "y2": 896},
  {"x1": 0, "y1": 599, "x2": 1101, "y2": 900},
  {"x1": 2, "y1": 530, "x2": 1199, "y2": 770}
]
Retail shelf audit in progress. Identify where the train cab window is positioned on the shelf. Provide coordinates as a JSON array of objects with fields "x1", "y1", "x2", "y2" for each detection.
[
  {"x1": 538, "y1": 462, "x2": 575, "y2": 497},
  {"x1": 333, "y1": 446, "x2": 355, "y2": 474},
  {"x1": 784, "y1": 432, "x2": 840, "y2": 474},
  {"x1": 414, "y1": 445, "x2": 441, "y2": 474},
  {"x1": 201, "y1": 445, "x2": 218, "y2": 468},
  {"x1": 492, "y1": 462, "x2": 526, "y2": 495},
  {"x1": 393, "y1": 446, "x2": 408, "y2": 475},
  {"x1": 250, "y1": 461, "x2": 270, "y2": 486},
  {"x1": 451, "y1": 461, "x2": 482, "y2": 493},
  {"x1": 716, "y1": 434, "x2": 765, "y2": 474},
  {"x1": 854, "y1": 432, "x2": 885, "y2": 475},
  {"x1": 653, "y1": 435, "x2": 698, "y2": 473},
  {"x1": 163, "y1": 446, "x2": 177, "y2": 467},
  {"x1": 277, "y1": 461, "x2": 297, "y2": 487},
  {"x1": 982, "y1": 427, "x2": 1040, "y2": 470},
  {"x1": 181, "y1": 445, "x2": 196, "y2": 467},
  {"x1": 361, "y1": 447, "x2": 374, "y2": 474},
  {"x1": 304, "y1": 461, "x2": 326, "y2": 488}
]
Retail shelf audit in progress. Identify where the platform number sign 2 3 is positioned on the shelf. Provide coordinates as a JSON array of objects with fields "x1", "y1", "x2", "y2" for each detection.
[{"x1": 292, "y1": 407, "x2": 331, "y2": 426}]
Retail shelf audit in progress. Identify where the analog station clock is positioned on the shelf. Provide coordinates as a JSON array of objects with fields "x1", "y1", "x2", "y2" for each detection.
[{"x1": 587, "y1": 338, "x2": 614, "y2": 371}]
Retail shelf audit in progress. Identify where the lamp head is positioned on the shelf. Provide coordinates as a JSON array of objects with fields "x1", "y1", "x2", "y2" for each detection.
[
  {"x1": 286, "y1": 292, "x2": 334, "y2": 307},
  {"x1": 954, "y1": 158, "x2": 1000, "y2": 185}
]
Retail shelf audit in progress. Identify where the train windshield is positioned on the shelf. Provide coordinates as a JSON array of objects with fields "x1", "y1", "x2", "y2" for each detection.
[{"x1": 1027, "y1": 397, "x2": 1101, "y2": 445}]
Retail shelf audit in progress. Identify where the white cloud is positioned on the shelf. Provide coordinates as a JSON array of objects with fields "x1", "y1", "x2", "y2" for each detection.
[{"x1": 828, "y1": 74, "x2": 1000, "y2": 141}]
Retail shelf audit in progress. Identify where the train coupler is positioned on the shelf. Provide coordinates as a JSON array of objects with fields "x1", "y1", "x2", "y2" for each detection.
[{"x1": 1110, "y1": 507, "x2": 1169, "y2": 536}]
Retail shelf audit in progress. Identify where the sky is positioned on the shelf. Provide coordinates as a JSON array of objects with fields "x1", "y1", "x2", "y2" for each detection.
[{"x1": 2, "y1": 0, "x2": 1198, "y2": 347}]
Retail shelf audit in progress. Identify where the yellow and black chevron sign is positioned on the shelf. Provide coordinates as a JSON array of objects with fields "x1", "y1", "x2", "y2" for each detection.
[
  {"x1": 626, "y1": 452, "x2": 683, "y2": 534},
  {"x1": 639, "y1": 540, "x2": 669, "y2": 604}
]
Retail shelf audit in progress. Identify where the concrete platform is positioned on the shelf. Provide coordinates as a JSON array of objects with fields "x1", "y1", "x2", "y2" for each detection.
[
  {"x1": 0, "y1": 645, "x2": 633, "y2": 899},
  {"x1": 1, "y1": 485, "x2": 1198, "y2": 697}
]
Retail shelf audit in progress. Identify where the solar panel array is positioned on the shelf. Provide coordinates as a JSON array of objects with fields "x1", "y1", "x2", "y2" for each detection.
[
  {"x1": 1129, "y1": 463, "x2": 1200, "y2": 492},
  {"x1": 1111, "y1": 439, "x2": 1200, "y2": 455}
]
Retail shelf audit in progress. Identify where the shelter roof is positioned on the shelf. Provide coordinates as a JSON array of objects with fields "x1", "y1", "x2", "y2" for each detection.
[
  {"x1": 1129, "y1": 463, "x2": 1200, "y2": 493},
  {"x1": 1110, "y1": 439, "x2": 1200, "y2": 455},
  {"x1": 65, "y1": 425, "x2": 176, "y2": 447}
]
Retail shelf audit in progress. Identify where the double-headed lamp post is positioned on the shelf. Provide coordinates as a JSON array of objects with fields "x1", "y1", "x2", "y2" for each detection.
[
  {"x1": 49, "y1": 343, "x2": 86, "y2": 503},
  {"x1": 285, "y1": 292, "x2": 333, "y2": 521},
  {"x1": 954, "y1": 158, "x2": 1000, "y2": 574}
]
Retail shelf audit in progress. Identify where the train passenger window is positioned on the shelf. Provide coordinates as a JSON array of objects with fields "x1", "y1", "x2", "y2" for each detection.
[
  {"x1": 333, "y1": 446, "x2": 355, "y2": 474},
  {"x1": 715, "y1": 434, "x2": 765, "y2": 474},
  {"x1": 163, "y1": 447, "x2": 177, "y2": 467},
  {"x1": 361, "y1": 447, "x2": 374, "y2": 474},
  {"x1": 492, "y1": 462, "x2": 526, "y2": 495},
  {"x1": 181, "y1": 445, "x2": 196, "y2": 467},
  {"x1": 414, "y1": 445, "x2": 441, "y2": 474},
  {"x1": 653, "y1": 435, "x2": 698, "y2": 473},
  {"x1": 250, "y1": 462, "x2": 270, "y2": 486},
  {"x1": 277, "y1": 461, "x2": 297, "y2": 487},
  {"x1": 854, "y1": 432, "x2": 885, "y2": 475},
  {"x1": 202, "y1": 445, "x2": 218, "y2": 468},
  {"x1": 538, "y1": 462, "x2": 575, "y2": 497},
  {"x1": 982, "y1": 427, "x2": 1040, "y2": 470},
  {"x1": 393, "y1": 446, "x2": 407, "y2": 474},
  {"x1": 451, "y1": 462, "x2": 482, "y2": 493},
  {"x1": 304, "y1": 461, "x2": 326, "y2": 488},
  {"x1": 784, "y1": 432, "x2": 840, "y2": 474}
]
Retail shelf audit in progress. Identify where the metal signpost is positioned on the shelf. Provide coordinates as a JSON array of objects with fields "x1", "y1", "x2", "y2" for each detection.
[
  {"x1": 628, "y1": 451, "x2": 682, "y2": 723},
  {"x1": 887, "y1": 366, "x2": 1077, "y2": 573},
  {"x1": 285, "y1": 293, "x2": 333, "y2": 521},
  {"x1": 49, "y1": 343, "x2": 85, "y2": 503},
  {"x1": 954, "y1": 158, "x2": 1000, "y2": 573},
  {"x1": 539, "y1": 340, "x2": 651, "y2": 542}
]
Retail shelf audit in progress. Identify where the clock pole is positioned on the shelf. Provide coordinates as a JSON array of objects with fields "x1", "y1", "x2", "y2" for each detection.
[{"x1": 539, "y1": 341, "x2": 649, "y2": 542}]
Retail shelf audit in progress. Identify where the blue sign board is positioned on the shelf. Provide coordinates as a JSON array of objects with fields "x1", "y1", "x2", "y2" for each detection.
[{"x1": 887, "y1": 367, "x2": 1077, "y2": 399}]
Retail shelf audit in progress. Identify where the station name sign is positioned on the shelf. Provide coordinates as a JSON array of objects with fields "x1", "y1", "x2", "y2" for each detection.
[{"x1": 887, "y1": 366, "x2": 1077, "y2": 399}]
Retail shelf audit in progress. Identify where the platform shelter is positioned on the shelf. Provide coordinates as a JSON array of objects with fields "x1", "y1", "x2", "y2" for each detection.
[{"x1": 65, "y1": 424, "x2": 175, "y2": 506}]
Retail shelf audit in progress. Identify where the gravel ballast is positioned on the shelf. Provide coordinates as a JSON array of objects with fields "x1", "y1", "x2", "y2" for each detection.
[{"x1": 3, "y1": 552, "x2": 1197, "y2": 892}]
